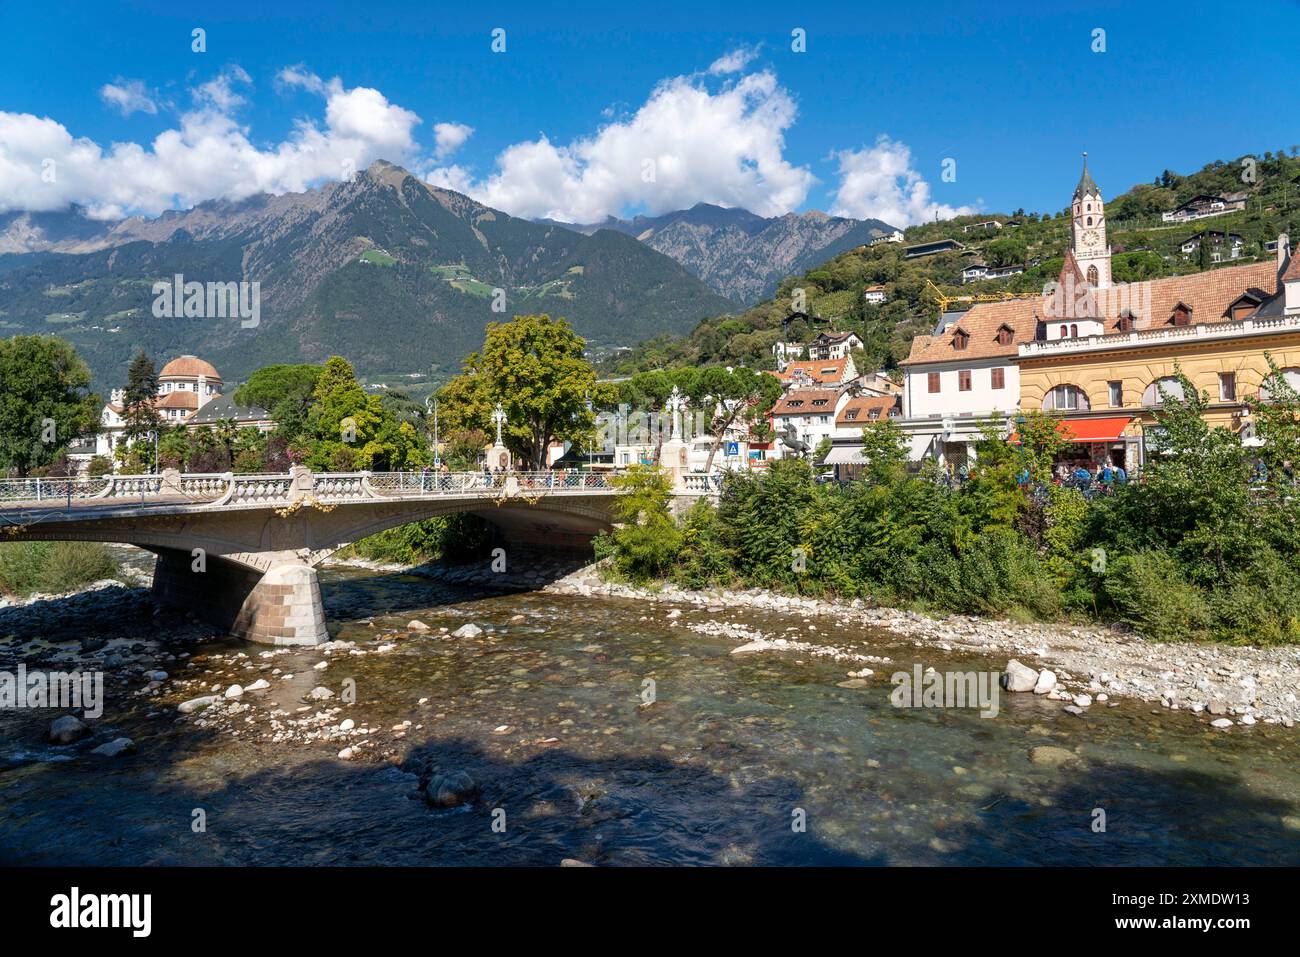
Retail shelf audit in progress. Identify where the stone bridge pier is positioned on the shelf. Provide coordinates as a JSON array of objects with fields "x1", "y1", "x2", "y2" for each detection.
[{"x1": 150, "y1": 547, "x2": 328, "y2": 646}]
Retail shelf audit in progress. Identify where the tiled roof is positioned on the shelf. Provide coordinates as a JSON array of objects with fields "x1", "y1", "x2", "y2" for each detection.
[
  {"x1": 1283, "y1": 249, "x2": 1300, "y2": 283},
  {"x1": 903, "y1": 259, "x2": 1282, "y2": 367},
  {"x1": 157, "y1": 391, "x2": 201, "y2": 410},
  {"x1": 159, "y1": 355, "x2": 221, "y2": 380},
  {"x1": 901, "y1": 297, "x2": 1043, "y2": 365},
  {"x1": 772, "y1": 389, "x2": 838, "y2": 416},
  {"x1": 836, "y1": 395, "x2": 898, "y2": 427},
  {"x1": 187, "y1": 393, "x2": 271, "y2": 425},
  {"x1": 779, "y1": 358, "x2": 847, "y2": 384}
]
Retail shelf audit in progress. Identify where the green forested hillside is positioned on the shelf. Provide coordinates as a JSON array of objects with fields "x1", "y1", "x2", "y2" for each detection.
[{"x1": 600, "y1": 151, "x2": 1300, "y2": 377}]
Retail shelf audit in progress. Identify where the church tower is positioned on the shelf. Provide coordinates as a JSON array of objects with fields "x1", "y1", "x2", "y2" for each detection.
[{"x1": 1070, "y1": 152, "x2": 1111, "y2": 289}]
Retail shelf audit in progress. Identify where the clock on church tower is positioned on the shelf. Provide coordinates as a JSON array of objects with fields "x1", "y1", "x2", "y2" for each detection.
[{"x1": 1071, "y1": 152, "x2": 1111, "y2": 289}]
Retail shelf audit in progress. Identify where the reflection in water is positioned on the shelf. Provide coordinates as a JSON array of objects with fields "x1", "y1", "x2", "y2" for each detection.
[{"x1": 2, "y1": 560, "x2": 1299, "y2": 866}]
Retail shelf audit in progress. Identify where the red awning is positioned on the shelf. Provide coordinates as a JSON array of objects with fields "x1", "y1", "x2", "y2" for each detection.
[
  {"x1": 1010, "y1": 417, "x2": 1132, "y2": 444},
  {"x1": 1061, "y1": 417, "x2": 1132, "y2": 442}
]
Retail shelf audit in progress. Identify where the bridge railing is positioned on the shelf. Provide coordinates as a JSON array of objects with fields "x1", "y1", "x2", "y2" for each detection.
[
  {"x1": 680, "y1": 473, "x2": 724, "y2": 494},
  {"x1": 364, "y1": 470, "x2": 615, "y2": 496},
  {"x1": 0, "y1": 476, "x2": 111, "y2": 503},
  {"x1": 1, "y1": 468, "x2": 627, "y2": 508}
]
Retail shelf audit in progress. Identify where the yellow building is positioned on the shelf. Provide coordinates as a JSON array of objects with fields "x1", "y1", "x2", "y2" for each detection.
[{"x1": 1013, "y1": 159, "x2": 1300, "y2": 469}]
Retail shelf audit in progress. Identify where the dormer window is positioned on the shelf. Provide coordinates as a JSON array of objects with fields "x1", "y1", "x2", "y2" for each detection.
[
  {"x1": 1170, "y1": 302, "x2": 1193, "y2": 326},
  {"x1": 1227, "y1": 293, "x2": 1262, "y2": 321},
  {"x1": 996, "y1": 324, "x2": 1014, "y2": 345},
  {"x1": 952, "y1": 328, "x2": 969, "y2": 350},
  {"x1": 1117, "y1": 310, "x2": 1137, "y2": 332}
]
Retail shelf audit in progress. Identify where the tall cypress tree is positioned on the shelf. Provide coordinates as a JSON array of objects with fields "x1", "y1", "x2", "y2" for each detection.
[{"x1": 123, "y1": 350, "x2": 161, "y2": 444}]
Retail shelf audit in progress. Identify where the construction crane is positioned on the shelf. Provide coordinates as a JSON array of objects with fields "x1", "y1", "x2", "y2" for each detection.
[{"x1": 924, "y1": 278, "x2": 1040, "y2": 315}]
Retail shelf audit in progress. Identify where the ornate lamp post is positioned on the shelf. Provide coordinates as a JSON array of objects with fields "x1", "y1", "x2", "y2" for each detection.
[
  {"x1": 491, "y1": 402, "x2": 507, "y2": 448},
  {"x1": 666, "y1": 385, "x2": 683, "y2": 442}
]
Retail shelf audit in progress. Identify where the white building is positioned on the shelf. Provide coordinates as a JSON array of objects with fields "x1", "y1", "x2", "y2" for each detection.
[
  {"x1": 862, "y1": 285, "x2": 888, "y2": 305},
  {"x1": 770, "y1": 388, "x2": 850, "y2": 457},
  {"x1": 807, "y1": 330, "x2": 864, "y2": 360},
  {"x1": 894, "y1": 154, "x2": 1116, "y2": 465},
  {"x1": 94, "y1": 355, "x2": 225, "y2": 460}
]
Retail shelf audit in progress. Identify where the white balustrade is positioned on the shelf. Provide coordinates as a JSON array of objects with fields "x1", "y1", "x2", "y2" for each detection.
[{"x1": 1, "y1": 469, "x2": 626, "y2": 508}]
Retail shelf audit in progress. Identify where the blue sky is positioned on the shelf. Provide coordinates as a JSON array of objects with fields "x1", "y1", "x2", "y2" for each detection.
[{"x1": 1, "y1": 0, "x2": 1296, "y2": 226}]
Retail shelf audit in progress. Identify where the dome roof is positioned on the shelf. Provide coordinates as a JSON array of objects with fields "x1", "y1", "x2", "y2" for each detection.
[{"x1": 159, "y1": 355, "x2": 221, "y2": 380}]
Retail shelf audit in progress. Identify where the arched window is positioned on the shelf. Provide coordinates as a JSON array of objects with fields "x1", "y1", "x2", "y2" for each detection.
[
  {"x1": 1043, "y1": 385, "x2": 1091, "y2": 411},
  {"x1": 1070, "y1": 323, "x2": 1078, "y2": 337},
  {"x1": 1142, "y1": 377, "x2": 1186, "y2": 407},
  {"x1": 1059, "y1": 324, "x2": 1068, "y2": 338},
  {"x1": 1258, "y1": 367, "x2": 1300, "y2": 402},
  {"x1": 1086, "y1": 265, "x2": 1099, "y2": 287}
]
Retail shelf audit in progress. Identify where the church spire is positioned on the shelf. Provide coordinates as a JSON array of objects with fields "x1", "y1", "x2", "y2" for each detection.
[{"x1": 1074, "y1": 151, "x2": 1101, "y2": 201}]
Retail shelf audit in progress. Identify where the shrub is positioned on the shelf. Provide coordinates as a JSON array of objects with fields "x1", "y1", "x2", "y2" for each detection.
[
  {"x1": 0, "y1": 541, "x2": 119, "y2": 598},
  {"x1": 1104, "y1": 549, "x2": 1212, "y2": 642}
]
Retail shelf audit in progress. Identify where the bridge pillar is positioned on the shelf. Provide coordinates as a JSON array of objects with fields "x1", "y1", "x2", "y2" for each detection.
[{"x1": 151, "y1": 549, "x2": 329, "y2": 646}]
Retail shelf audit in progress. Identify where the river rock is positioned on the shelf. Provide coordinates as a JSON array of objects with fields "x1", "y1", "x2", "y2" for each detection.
[
  {"x1": 245, "y1": 679, "x2": 270, "y2": 692},
  {"x1": 1029, "y1": 745, "x2": 1078, "y2": 767},
  {"x1": 91, "y1": 737, "x2": 135, "y2": 757},
  {"x1": 339, "y1": 718, "x2": 355, "y2": 731},
  {"x1": 224, "y1": 684, "x2": 244, "y2": 699},
  {"x1": 1208, "y1": 699, "x2": 1229, "y2": 716},
  {"x1": 407, "y1": 620, "x2": 430, "y2": 631},
  {"x1": 1211, "y1": 717, "x2": 1234, "y2": 729},
  {"x1": 178, "y1": 695, "x2": 218, "y2": 714},
  {"x1": 560, "y1": 858, "x2": 595, "y2": 867},
  {"x1": 451, "y1": 623, "x2": 483, "y2": 639},
  {"x1": 309, "y1": 686, "x2": 334, "y2": 701},
  {"x1": 47, "y1": 715, "x2": 89, "y2": 744},
  {"x1": 1002, "y1": 659, "x2": 1038, "y2": 693},
  {"x1": 425, "y1": 770, "x2": 480, "y2": 807},
  {"x1": 1073, "y1": 693, "x2": 1093, "y2": 708},
  {"x1": 1033, "y1": 670, "x2": 1057, "y2": 695}
]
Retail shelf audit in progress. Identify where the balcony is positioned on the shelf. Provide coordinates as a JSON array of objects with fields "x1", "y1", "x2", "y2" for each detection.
[{"x1": 1018, "y1": 314, "x2": 1300, "y2": 359}]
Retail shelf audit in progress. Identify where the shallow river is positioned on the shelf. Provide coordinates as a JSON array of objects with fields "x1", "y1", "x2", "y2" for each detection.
[{"x1": 2, "y1": 554, "x2": 1299, "y2": 865}]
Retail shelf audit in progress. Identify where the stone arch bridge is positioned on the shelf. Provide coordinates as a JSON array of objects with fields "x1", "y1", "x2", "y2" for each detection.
[{"x1": 0, "y1": 468, "x2": 719, "y2": 646}]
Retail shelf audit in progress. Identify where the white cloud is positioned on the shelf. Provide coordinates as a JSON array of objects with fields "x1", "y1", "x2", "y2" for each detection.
[
  {"x1": 432, "y1": 121, "x2": 473, "y2": 160},
  {"x1": 99, "y1": 79, "x2": 158, "y2": 117},
  {"x1": 708, "y1": 46, "x2": 759, "y2": 75},
  {"x1": 0, "y1": 66, "x2": 423, "y2": 217},
  {"x1": 829, "y1": 135, "x2": 978, "y2": 226},
  {"x1": 423, "y1": 67, "x2": 814, "y2": 222}
]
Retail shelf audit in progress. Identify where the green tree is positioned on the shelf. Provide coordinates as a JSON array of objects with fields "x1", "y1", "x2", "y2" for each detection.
[
  {"x1": 859, "y1": 418, "x2": 908, "y2": 484},
  {"x1": 0, "y1": 335, "x2": 98, "y2": 476},
  {"x1": 688, "y1": 365, "x2": 782, "y2": 472},
  {"x1": 438, "y1": 315, "x2": 615, "y2": 470},
  {"x1": 608, "y1": 466, "x2": 683, "y2": 580},
  {"x1": 1245, "y1": 353, "x2": 1300, "y2": 481},
  {"x1": 122, "y1": 350, "x2": 162, "y2": 467}
]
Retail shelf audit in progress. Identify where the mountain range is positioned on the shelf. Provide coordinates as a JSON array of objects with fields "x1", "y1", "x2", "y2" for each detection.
[
  {"x1": 541, "y1": 204, "x2": 896, "y2": 304},
  {"x1": 0, "y1": 161, "x2": 740, "y2": 388}
]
